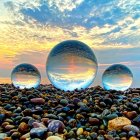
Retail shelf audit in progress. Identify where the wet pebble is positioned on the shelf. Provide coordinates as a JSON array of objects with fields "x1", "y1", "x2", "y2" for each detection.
[
  {"x1": 46, "y1": 136, "x2": 63, "y2": 140},
  {"x1": 18, "y1": 122, "x2": 29, "y2": 134},
  {"x1": 76, "y1": 128, "x2": 83, "y2": 136},
  {"x1": 30, "y1": 128, "x2": 48, "y2": 138},
  {"x1": 30, "y1": 98, "x2": 45, "y2": 104},
  {"x1": 123, "y1": 125, "x2": 140, "y2": 133},
  {"x1": 48, "y1": 120, "x2": 65, "y2": 133},
  {"x1": 0, "y1": 133, "x2": 7, "y2": 139}
]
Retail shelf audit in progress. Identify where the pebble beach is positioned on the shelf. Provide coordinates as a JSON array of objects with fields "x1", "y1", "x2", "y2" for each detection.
[{"x1": 0, "y1": 84, "x2": 140, "y2": 140}]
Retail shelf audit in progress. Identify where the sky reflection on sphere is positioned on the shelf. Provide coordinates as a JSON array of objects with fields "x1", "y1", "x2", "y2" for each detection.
[
  {"x1": 46, "y1": 40, "x2": 98, "y2": 91},
  {"x1": 11, "y1": 63, "x2": 41, "y2": 89},
  {"x1": 102, "y1": 64, "x2": 133, "y2": 91}
]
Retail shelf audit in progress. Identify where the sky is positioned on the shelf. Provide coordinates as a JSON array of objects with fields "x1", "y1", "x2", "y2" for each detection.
[{"x1": 0, "y1": 0, "x2": 140, "y2": 87}]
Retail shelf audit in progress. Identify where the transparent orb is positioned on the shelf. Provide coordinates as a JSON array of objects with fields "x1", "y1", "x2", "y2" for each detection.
[
  {"x1": 46, "y1": 40, "x2": 98, "y2": 91},
  {"x1": 102, "y1": 64, "x2": 133, "y2": 91},
  {"x1": 11, "y1": 63, "x2": 41, "y2": 89}
]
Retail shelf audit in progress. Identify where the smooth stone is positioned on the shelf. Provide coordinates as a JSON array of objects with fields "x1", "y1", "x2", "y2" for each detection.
[
  {"x1": 44, "y1": 114, "x2": 58, "y2": 119},
  {"x1": 46, "y1": 136, "x2": 63, "y2": 140},
  {"x1": 99, "y1": 102, "x2": 106, "y2": 107},
  {"x1": 0, "y1": 114, "x2": 5, "y2": 123},
  {"x1": 47, "y1": 132, "x2": 53, "y2": 137},
  {"x1": 14, "y1": 107, "x2": 22, "y2": 113},
  {"x1": 97, "y1": 135, "x2": 105, "y2": 140},
  {"x1": 119, "y1": 132, "x2": 127, "y2": 138},
  {"x1": 30, "y1": 98, "x2": 45, "y2": 104},
  {"x1": 67, "y1": 130, "x2": 75, "y2": 138},
  {"x1": 133, "y1": 115, "x2": 140, "y2": 124},
  {"x1": 4, "y1": 119, "x2": 13, "y2": 123},
  {"x1": 11, "y1": 132, "x2": 21, "y2": 139},
  {"x1": 22, "y1": 109, "x2": 32, "y2": 116},
  {"x1": 4, "y1": 104, "x2": 12, "y2": 110},
  {"x1": 104, "y1": 98, "x2": 113, "y2": 105},
  {"x1": 28, "y1": 119, "x2": 36, "y2": 127},
  {"x1": 73, "y1": 98, "x2": 81, "y2": 105},
  {"x1": 104, "y1": 134, "x2": 114, "y2": 140},
  {"x1": 107, "y1": 130, "x2": 117, "y2": 137},
  {"x1": 108, "y1": 117, "x2": 131, "y2": 130},
  {"x1": 5, "y1": 125, "x2": 15, "y2": 130},
  {"x1": 20, "y1": 116, "x2": 33, "y2": 123},
  {"x1": 18, "y1": 122, "x2": 29, "y2": 134},
  {"x1": 3, "y1": 137, "x2": 12, "y2": 140},
  {"x1": 62, "y1": 107, "x2": 70, "y2": 112},
  {"x1": 90, "y1": 132, "x2": 97, "y2": 139},
  {"x1": 88, "y1": 117, "x2": 100, "y2": 125},
  {"x1": 20, "y1": 132, "x2": 30, "y2": 140},
  {"x1": 1, "y1": 122, "x2": 10, "y2": 128},
  {"x1": 128, "y1": 131, "x2": 136, "y2": 137},
  {"x1": 32, "y1": 122, "x2": 46, "y2": 128},
  {"x1": 48, "y1": 120, "x2": 65, "y2": 133},
  {"x1": 41, "y1": 118, "x2": 49, "y2": 125},
  {"x1": 76, "y1": 128, "x2": 83, "y2": 136},
  {"x1": 123, "y1": 125, "x2": 140, "y2": 133},
  {"x1": 0, "y1": 133, "x2": 7, "y2": 139},
  {"x1": 60, "y1": 99, "x2": 68, "y2": 105},
  {"x1": 105, "y1": 114, "x2": 118, "y2": 120},
  {"x1": 68, "y1": 119, "x2": 77, "y2": 127},
  {"x1": 129, "y1": 136, "x2": 139, "y2": 140},
  {"x1": 30, "y1": 128, "x2": 48, "y2": 138},
  {"x1": 125, "y1": 111, "x2": 137, "y2": 119}
]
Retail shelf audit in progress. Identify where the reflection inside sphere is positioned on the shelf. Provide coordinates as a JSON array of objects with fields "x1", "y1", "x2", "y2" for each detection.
[
  {"x1": 46, "y1": 40, "x2": 98, "y2": 91},
  {"x1": 102, "y1": 64, "x2": 133, "y2": 91},
  {"x1": 11, "y1": 63, "x2": 41, "y2": 89}
]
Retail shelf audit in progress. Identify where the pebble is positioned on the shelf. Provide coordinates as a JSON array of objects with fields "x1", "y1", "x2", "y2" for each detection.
[
  {"x1": 22, "y1": 108, "x2": 32, "y2": 116},
  {"x1": 48, "y1": 120, "x2": 65, "y2": 133},
  {"x1": 18, "y1": 122, "x2": 29, "y2": 134},
  {"x1": 11, "y1": 132, "x2": 21, "y2": 139},
  {"x1": 88, "y1": 117, "x2": 100, "y2": 125},
  {"x1": 0, "y1": 114, "x2": 5, "y2": 123},
  {"x1": 20, "y1": 132, "x2": 30, "y2": 140},
  {"x1": 5, "y1": 125, "x2": 15, "y2": 130},
  {"x1": 123, "y1": 125, "x2": 140, "y2": 133},
  {"x1": 32, "y1": 122, "x2": 46, "y2": 128},
  {"x1": 30, "y1": 128, "x2": 48, "y2": 138},
  {"x1": 3, "y1": 137, "x2": 12, "y2": 140},
  {"x1": 30, "y1": 98, "x2": 45, "y2": 104},
  {"x1": 129, "y1": 136, "x2": 139, "y2": 140},
  {"x1": 108, "y1": 117, "x2": 131, "y2": 130},
  {"x1": 133, "y1": 115, "x2": 140, "y2": 125},
  {"x1": 0, "y1": 133, "x2": 7, "y2": 139},
  {"x1": 76, "y1": 128, "x2": 83, "y2": 135},
  {"x1": 125, "y1": 111, "x2": 137, "y2": 119},
  {"x1": 60, "y1": 99, "x2": 68, "y2": 105},
  {"x1": 46, "y1": 136, "x2": 63, "y2": 140}
]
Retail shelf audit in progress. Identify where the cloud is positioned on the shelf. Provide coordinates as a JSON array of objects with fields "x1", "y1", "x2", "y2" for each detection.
[{"x1": 47, "y1": 0, "x2": 84, "y2": 12}]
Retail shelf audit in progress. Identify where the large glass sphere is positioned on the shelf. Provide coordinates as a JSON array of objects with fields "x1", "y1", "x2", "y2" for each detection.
[
  {"x1": 46, "y1": 40, "x2": 98, "y2": 91},
  {"x1": 102, "y1": 64, "x2": 133, "y2": 91},
  {"x1": 11, "y1": 63, "x2": 41, "y2": 89}
]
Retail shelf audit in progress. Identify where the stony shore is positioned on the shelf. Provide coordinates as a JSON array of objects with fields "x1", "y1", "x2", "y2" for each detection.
[{"x1": 0, "y1": 84, "x2": 140, "y2": 140}]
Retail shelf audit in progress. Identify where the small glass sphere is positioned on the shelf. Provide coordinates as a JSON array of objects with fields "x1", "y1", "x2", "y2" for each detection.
[
  {"x1": 11, "y1": 63, "x2": 41, "y2": 89},
  {"x1": 102, "y1": 64, "x2": 133, "y2": 91},
  {"x1": 46, "y1": 40, "x2": 98, "y2": 91}
]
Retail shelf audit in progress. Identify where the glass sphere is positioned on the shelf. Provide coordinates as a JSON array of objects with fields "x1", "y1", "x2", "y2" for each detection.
[
  {"x1": 11, "y1": 63, "x2": 41, "y2": 89},
  {"x1": 102, "y1": 64, "x2": 133, "y2": 91},
  {"x1": 46, "y1": 40, "x2": 98, "y2": 91}
]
